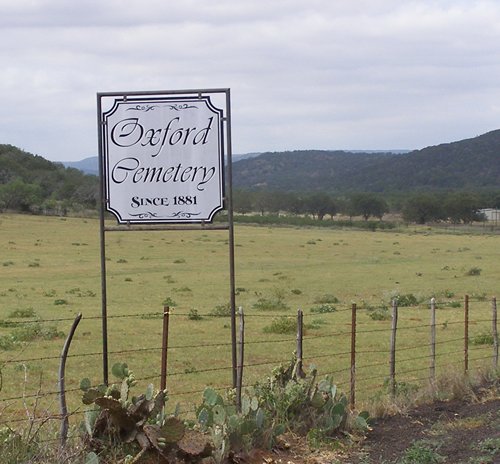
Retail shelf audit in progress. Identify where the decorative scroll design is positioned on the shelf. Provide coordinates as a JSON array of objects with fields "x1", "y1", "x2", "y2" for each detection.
[
  {"x1": 170, "y1": 211, "x2": 201, "y2": 219},
  {"x1": 167, "y1": 104, "x2": 198, "y2": 111},
  {"x1": 129, "y1": 211, "x2": 160, "y2": 219},
  {"x1": 126, "y1": 105, "x2": 159, "y2": 112},
  {"x1": 128, "y1": 211, "x2": 202, "y2": 220}
]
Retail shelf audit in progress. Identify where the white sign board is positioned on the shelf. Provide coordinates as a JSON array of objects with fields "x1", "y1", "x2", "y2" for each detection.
[{"x1": 100, "y1": 94, "x2": 224, "y2": 223}]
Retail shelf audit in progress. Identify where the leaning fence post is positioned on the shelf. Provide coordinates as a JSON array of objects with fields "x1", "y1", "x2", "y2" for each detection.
[
  {"x1": 59, "y1": 313, "x2": 82, "y2": 447},
  {"x1": 493, "y1": 297, "x2": 498, "y2": 369},
  {"x1": 430, "y1": 297, "x2": 436, "y2": 384},
  {"x1": 464, "y1": 295, "x2": 469, "y2": 374},
  {"x1": 160, "y1": 306, "x2": 170, "y2": 392},
  {"x1": 390, "y1": 299, "x2": 398, "y2": 397},
  {"x1": 296, "y1": 309, "x2": 306, "y2": 378},
  {"x1": 236, "y1": 307, "x2": 245, "y2": 411},
  {"x1": 350, "y1": 303, "x2": 357, "y2": 409}
]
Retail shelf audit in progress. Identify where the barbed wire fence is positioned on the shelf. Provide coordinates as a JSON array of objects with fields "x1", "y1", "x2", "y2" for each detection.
[{"x1": 0, "y1": 295, "x2": 498, "y2": 447}]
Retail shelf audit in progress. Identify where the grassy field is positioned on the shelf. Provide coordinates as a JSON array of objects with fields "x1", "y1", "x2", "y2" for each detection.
[{"x1": 1, "y1": 213, "x2": 499, "y2": 426}]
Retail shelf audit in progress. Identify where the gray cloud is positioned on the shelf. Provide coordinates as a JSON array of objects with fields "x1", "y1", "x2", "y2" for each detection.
[{"x1": 1, "y1": 0, "x2": 499, "y2": 161}]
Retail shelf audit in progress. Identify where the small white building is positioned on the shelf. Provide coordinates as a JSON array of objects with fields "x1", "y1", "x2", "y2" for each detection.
[{"x1": 479, "y1": 208, "x2": 500, "y2": 222}]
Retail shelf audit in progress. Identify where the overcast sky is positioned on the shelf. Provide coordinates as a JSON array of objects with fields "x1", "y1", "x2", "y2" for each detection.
[{"x1": 1, "y1": 0, "x2": 499, "y2": 162}]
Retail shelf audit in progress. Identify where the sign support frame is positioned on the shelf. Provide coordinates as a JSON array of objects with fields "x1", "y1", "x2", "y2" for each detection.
[{"x1": 97, "y1": 88, "x2": 236, "y2": 387}]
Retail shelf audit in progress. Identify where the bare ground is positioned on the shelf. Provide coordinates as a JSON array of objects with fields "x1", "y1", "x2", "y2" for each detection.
[{"x1": 239, "y1": 381, "x2": 500, "y2": 464}]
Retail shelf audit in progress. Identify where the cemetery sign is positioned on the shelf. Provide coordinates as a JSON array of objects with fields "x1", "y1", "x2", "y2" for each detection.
[{"x1": 100, "y1": 93, "x2": 224, "y2": 224}]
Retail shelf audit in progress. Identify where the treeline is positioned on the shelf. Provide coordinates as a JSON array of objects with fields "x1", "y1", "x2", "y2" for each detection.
[
  {"x1": 2, "y1": 142, "x2": 499, "y2": 225},
  {"x1": 233, "y1": 190, "x2": 500, "y2": 224},
  {"x1": 0, "y1": 144, "x2": 99, "y2": 215}
]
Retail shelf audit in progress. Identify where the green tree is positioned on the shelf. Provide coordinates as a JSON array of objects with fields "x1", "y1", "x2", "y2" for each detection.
[
  {"x1": 304, "y1": 193, "x2": 336, "y2": 220},
  {"x1": 444, "y1": 192, "x2": 482, "y2": 223},
  {"x1": 349, "y1": 193, "x2": 388, "y2": 220},
  {"x1": 402, "y1": 194, "x2": 444, "y2": 224},
  {"x1": 0, "y1": 178, "x2": 42, "y2": 212}
]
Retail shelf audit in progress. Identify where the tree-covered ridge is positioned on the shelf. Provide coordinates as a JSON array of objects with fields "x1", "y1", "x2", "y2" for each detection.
[
  {"x1": 0, "y1": 144, "x2": 98, "y2": 213},
  {"x1": 233, "y1": 129, "x2": 500, "y2": 193}
]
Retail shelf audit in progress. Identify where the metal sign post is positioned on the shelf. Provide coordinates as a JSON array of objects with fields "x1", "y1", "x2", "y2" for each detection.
[{"x1": 97, "y1": 89, "x2": 236, "y2": 386}]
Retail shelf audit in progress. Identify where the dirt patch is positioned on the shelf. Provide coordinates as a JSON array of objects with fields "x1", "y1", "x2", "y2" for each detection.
[
  {"x1": 347, "y1": 397, "x2": 500, "y2": 463},
  {"x1": 237, "y1": 384, "x2": 500, "y2": 464}
]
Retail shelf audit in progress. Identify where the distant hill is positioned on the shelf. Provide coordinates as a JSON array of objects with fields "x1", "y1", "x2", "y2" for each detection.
[
  {"x1": 233, "y1": 130, "x2": 500, "y2": 193},
  {"x1": 3, "y1": 128, "x2": 500, "y2": 209},
  {"x1": 0, "y1": 144, "x2": 98, "y2": 212},
  {"x1": 62, "y1": 157, "x2": 99, "y2": 176},
  {"x1": 60, "y1": 152, "x2": 263, "y2": 175}
]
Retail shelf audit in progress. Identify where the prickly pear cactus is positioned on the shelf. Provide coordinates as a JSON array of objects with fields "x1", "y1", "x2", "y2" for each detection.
[{"x1": 80, "y1": 362, "x2": 185, "y2": 461}]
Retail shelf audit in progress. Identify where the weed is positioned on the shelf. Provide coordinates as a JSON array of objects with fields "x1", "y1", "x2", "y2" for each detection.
[
  {"x1": 306, "y1": 318, "x2": 327, "y2": 329},
  {"x1": 42, "y1": 289, "x2": 56, "y2": 297},
  {"x1": 393, "y1": 293, "x2": 421, "y2": 307},
  {"x1": 291, "y1": 288, "x2": 302, "y2": 295},
  {"x1": 188, "y1": 309, "x2": 203, "y2": 320},
  {"x1": 466, "y1": 267, "x2": 482, "y2": 276},
  {"x1": 470, "y1": 332, "x2": 494, "y2": 345},
  {"x1": 173, "y1": 286, "x2": 192, "y2": 293},
  {"x1": 253, "y1": 297, "x2": 289, "y2": 311},
  {"x1": 0, "y1": 336, "x2": 16, "y2": 350},
  {"x1": 173, "y1": 258, "x2": 186, "y2": 264},
  {"x1": 28, "y1": 262, "x2": 40, "y2": 268},
  {"x1": 310, "y1": 304, "x2": 337, "y2": 314},
  {"x1": 53, "y1": 299, "x2": 68, "y2": 305},
  {"x1": 473, "y1": 437, "x2": 500, "y2": 460},
  {"x1": 263, "y1": 316, "x2": 296, "y2": 334},
  {"x1": 368, "y1": 307, "x2": 391, "y2": 321},
  {"x1": 313, "y1": 294, "x2": 339, "y2": 304},
  {"x1": 163, "y1": 275, "x2": 176, "y2": 283},
  {"x1": 400, "y1": 440, "x2": 445, "y2": 463},
  {"x1": 11, "y1": 323, "x2": 64, "y2": 342},
  {"x1": 210, "y1": 302, "x2": 231, "y2": 317},
  {"x1": 116, "y1": 258, "x2": 127, "y2": 263},
  {"x1": 8, "y1": 307, "x2": 37, "y2": 318},
  {"x1": 2, "y1": 261, "x2": 14, "y2": 266},
  {"x1": 162, "y1": 296, "x2": 177, "y2": 307}
]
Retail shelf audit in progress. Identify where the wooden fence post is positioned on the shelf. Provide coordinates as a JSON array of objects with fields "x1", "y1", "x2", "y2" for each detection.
[
  {"x1": 493, "y1": 297, "x2": 498, "y2": 369},
  {"x1": 464, "y1": 295, "x2": 469, "y2": 374},
  {"x1": 390, "y1": 299, "x2": 398, "y2": 397},
  {"x1": 296, "y1": 309, "x2": 306, "y2": 378},
  {"x1": 59, "y1": 313, "x2": 82, "y2": 447},
  {"x1": 160, "y1": 306, "x2": 170, "y2": 392},
  {"x1": 350, "y1": 303, "x2": 357, "y2": 409},
  {"x1": 430, "y1": 297, "x2": 436, "y2": 384}
]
